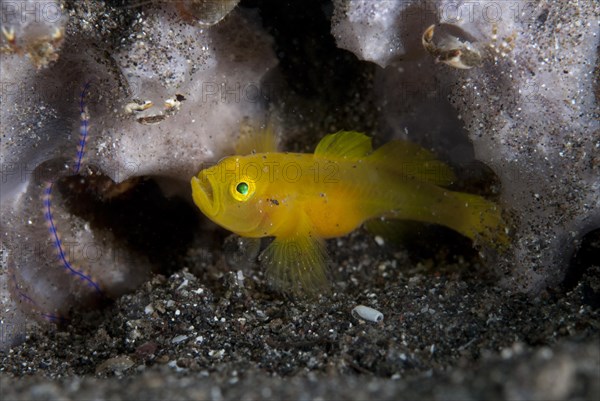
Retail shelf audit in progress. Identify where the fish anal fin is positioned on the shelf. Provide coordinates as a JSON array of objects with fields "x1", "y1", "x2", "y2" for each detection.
[
  {"x1": 314, "y1": 131, "x2": 373, "y2": 158},
  {"x1": 259, "y1": 231, "x2": 329, "y2": 296},
  {"x1": 369, "y1": 141, "x2": 456, "y2": 186},
  {"x1": 365, "y1": 218, "x2": 425, "y2": 244}
]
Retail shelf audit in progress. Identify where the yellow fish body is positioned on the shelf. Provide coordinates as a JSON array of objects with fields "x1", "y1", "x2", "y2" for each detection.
[{"x1": 191, "y1": 131, "x2": 506, "y2": 294}]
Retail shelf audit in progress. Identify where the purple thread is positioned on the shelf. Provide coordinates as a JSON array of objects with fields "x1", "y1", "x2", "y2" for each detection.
[
  {"x1": 11, "y1": 272, "x2": 36, "y2": 306},
  {"x1": 44, "y1": 181, "x2": 103, "y2": 294},
  {"x1": 43, "y1": 81, "x2": 104, "y2": 295},
  {"x1": 40, "y1": 313, "x2": 70, "y2": 324},
  {"x1": 8, "y1": 82, "x2": 101, "y2": 326},
  {"x1": 10, "y1": 272, "x2": 68, "y2": 323},
  {"x1": 73, "y1": 81, "x2": 92, "y2": 174}
]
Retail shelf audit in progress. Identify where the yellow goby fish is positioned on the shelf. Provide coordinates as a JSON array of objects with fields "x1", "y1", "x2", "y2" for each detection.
[{"x1": 191, "y1": 131, "x2": 506, "y2": 294}]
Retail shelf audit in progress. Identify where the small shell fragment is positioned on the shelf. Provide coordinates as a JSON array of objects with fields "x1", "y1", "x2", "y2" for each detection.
[
  {"x1": 164, "y1": 94, "x2": 186, "y2": 110},
  {"x1": 352, "y1": 305, "x2": 384, "y2": 323},
  {"x1": 137, "y1": 114, "x2": 166, "y2": 125},
  {"x1": 124, "y1": 100, "x2": 154, "y2": 114}
]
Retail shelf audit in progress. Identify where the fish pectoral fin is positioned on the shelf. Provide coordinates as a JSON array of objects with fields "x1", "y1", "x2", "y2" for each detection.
[
  {"x1": 314, "y1": 131, "x2": 372, "y2": 158},
  {"x1": 259, "y1": 232, "x2": 329, "y2": 296}
]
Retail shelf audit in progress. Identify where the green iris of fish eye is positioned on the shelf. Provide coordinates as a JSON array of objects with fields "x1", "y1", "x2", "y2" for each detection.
[{"x1": 236, "y1": 182, "x2": 249, "y2": 195}]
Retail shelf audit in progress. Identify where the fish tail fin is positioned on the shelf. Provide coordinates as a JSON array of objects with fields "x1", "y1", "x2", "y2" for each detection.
[
  {"x1": 444, "y1": 191, "x2": 509, "y2": 248},
  {"x1": 368, "y1": 140, "x2": 508, "y2": 248},
  {"x1": 259, "y1": 232, "x2": 329, "y2": 296}
]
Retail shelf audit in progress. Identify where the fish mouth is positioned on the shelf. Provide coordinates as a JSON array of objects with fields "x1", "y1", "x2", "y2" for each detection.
[{"x1": 191, "y1": 173, "x2": 219, "y2": 217}]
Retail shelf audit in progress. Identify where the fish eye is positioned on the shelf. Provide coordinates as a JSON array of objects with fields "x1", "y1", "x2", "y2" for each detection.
[
  {"x1": 236, "y1": 182, "x2": 249, "y2": 195},
  {"x1": 231, "y1": 177, "x2": 255, "y2": 202}
]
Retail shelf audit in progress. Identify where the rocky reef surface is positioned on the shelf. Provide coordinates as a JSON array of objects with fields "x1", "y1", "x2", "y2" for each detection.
[{"x1": 1, "y1": 0, "x2": 598, "y2": 399}]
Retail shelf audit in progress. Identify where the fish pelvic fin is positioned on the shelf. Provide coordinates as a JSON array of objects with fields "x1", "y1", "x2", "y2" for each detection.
[{"x1": 259, "y1": 229, "x2": 329, "y2": 297}]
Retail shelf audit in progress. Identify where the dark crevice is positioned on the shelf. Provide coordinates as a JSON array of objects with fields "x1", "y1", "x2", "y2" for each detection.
[
  {"x1": 56, "y1": 172, "x2": 198, "y2": 275},
  {"x1": 563, "y1": 228, "x2": 600, "y2": 308},
  {"x1": 240, "y1": 0, "x2": 377, "y2": 140},
  {"x1": 241, "y1": 0, "x2": 363, "y2": 100}
]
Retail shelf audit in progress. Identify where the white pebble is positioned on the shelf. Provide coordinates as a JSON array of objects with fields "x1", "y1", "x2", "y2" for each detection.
[
  {"x1": 171, "y1": 335, "x2": 188, "y2": 344},
  {"x1": 352, "y1": 305, "x2": 384, "y2": 323}
]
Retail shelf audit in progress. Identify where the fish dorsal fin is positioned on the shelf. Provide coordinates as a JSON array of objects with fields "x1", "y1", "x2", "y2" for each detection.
[
  {"x1": 369, "y1": 140, "x2": 456, "y2": 186},
  {"x1": 235, "y1": 119, "x2": 279, "y2": 155},
  {"x1": 314, "y1": 131, "x2": 373, "y2": 158}
]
